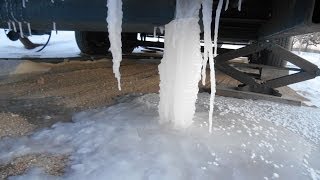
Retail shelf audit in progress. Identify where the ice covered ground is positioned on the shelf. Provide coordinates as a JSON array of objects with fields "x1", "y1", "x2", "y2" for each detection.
[{"x1": 1, "y1": 94, "x2": 319, "y2": 180}]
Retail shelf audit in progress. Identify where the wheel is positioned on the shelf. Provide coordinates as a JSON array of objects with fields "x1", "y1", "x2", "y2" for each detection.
[
  {"x1": 75, "y1": 32, "x2": 137, "y2": 55},
  {"x1": 250, "y1": 37, "x2": 293, "y2": 67},
  {"x1": 75, "y1": 31, "x2": 110, "y2": 55}
]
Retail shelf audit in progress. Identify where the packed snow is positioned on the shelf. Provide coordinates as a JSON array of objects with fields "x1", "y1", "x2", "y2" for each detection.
[
  {"x1": 1, "y1": 94, "x2": 320, "y2": 180},
  {"x1": 106, "y1": 0, "x2": 123, "y2": 91}
]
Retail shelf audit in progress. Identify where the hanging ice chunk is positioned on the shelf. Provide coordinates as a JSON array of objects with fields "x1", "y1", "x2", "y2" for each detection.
[
  {"x1": 158, "y1": 0, "x2": 203, "y2": 129},
  {"x1": 238, "y1": 0, "x2": 242, "y2": 11},
  {"x1": 201, "y1": 0, "x2": 214, "y2": 86},
  {"x1": 106, "y1": 0, "x2": 123, "y2": 90},
  {"x1": 159, "y1": 26, "x2": 165, "y2": 34},
  {"x1": 225, "y1": 0, "x2": 229, "y2": 11},
  {"x1": 12, "y1": 22, "x2": 17, "y2": 32},
  {"x1": 18, "y1": 22, "x2": 24, "y2": 38},
  {"x1": 27, "y1": 22, "x2": 32, "y2": 36},
  {"x1": 7, "y1": 22, "x2": 11, "y2": 30},
  {"x1": 53, "y1": 22, "x2": 58, "y2": 34},
  {"x1": 22, "y1": 0, "x2": 26, "y2": 8},
  {"x1": 153, "y1": 26, "x2": 158, "y2": 38},
  {"x1": 208, "y1": 0, "x2": 224, "y2": 133}
]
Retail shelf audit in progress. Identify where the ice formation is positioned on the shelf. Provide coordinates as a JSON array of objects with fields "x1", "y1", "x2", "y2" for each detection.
[
  {"x1": 238, "y1": 0, "x2": 243, "y2": 11},
  {"x1": 158, "y1": 0, "x2": 203, "y2": 129},
  {"x1": 159, "y1": 0, "x2": 225, "y2": 131},
  {"x1": 106, "y1": 0, "x2": 123, "y2": 90},
  {"x1": 225, "y1": 0, "x2": 229, "y2": 11},
  {"x1": 27, "y1": 22, "x2": 32, "y2": 36}
]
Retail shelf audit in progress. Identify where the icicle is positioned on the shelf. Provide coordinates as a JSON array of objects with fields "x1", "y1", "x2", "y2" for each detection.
[
  {"x1": 12, "y1": 22, "x2": 17, "y2": 32},
  {"x1": 159, "y1": 26, "x2": 165, "y2": 34},
  {"x1": 7, "y1": 22, "x2": 11, "y2": 30},
  {"x1": 238, "y1": 0, "x2": 242, "y2": 11},
  {"x1": 27, "y1": 22, "x2": 32, "y2": 36},
  {"x1": 225, "y1": 0, "x2": 229, "y2": 11},
  {"x1": 22, "y1": 0, "x2": 26, "y2": 8},
  {"x1": 53, "y1": 22, "x2": 57, "y2": 34},
  {"x1": 106, "y1": 0, "x2": 123, "y2": 91},
  {"x1": 153, "y1": 26, "x2": 158, "y2": 38},
  {"x1": 201, "y1": 0, "x2": 213, "y2": 86},
  {"x1": 18, "y1": 22, "x2": 24, "y2": 38},
  {"x1": 209, "y1": 0, "x2": 224, "y2": 133}
]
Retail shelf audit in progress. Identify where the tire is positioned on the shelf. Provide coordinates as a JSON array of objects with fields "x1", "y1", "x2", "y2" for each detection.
[
  {"x1": 249, "y1": 37, "x2": 293, "y2": 67},
  {"x1": 262, "y1": 37, "x2": 293, "y2": 67},
  {"x1": 75, "y1": 31, "x2": 110, "y2": 55},
  {"x1": 75, "y1": 31, "x2": 137, "y2": 55}
]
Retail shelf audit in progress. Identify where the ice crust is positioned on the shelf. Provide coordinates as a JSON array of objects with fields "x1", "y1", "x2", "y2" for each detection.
[{"x1": 106, "y1": 0, "x2": 123, "y2": 90}]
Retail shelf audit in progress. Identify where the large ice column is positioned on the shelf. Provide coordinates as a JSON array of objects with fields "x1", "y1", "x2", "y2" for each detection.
[
  {"x1": 158, "y1": 0, "x2": 203, "y2": 129},
  {"x1": 106, "y1": 0, "x2": 123, "y2": 90},
  {"x1": 158, "y1": 18, "x2": 203, "y2": 129}
]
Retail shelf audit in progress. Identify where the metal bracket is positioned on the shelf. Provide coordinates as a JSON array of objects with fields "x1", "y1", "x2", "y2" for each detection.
[{"x1": 215, "y1": 42, "x2": 320, "y2": 96}]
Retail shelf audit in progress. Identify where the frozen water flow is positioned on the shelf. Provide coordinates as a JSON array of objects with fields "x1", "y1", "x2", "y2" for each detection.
[
  {"x1": 159, "y1": 0, "x2": 223, "y2": 131},
  {"x1": 238, "y1": 0, "x2": 243, "y2": 11},
  {"x1": 158, "y1": 0, "x2": 203, "y2": 129},
  {"x1": 213, "y1": 0, "x2": 224, "y2": 57},
  {"x1": 201, "y1": 0, "x2": 217, "y2": 132},
  {"x1": 106, "y1": 0, "x2": 123, "y2": 91},
  {"x1": 53, "y1": 22, "x2": 57, "y2": 33},
  {"x1": 201, "y1": 0, "x2": 214, "y2": 86},
  {"x1": 27, "y1": 22, "x2": 32, "y2": 36},
  {"x1": 7, "y1": 22, "x2": 11, "y2": 30},
  {"x1": 225, "y1": 0, "x2": 229, "y2": 11},
  {"x1": 22, "y1": 0, "x2": 26, "y2": 8},
  {"x1": 12, "y1": 22, "x2": 17, "y2": 32},
  {"x1": 18, "y1": 22, "x2": 23, "y2": 38},
  {"x1": 206, "y1": 0, "x2": 224, "y2": 132}
]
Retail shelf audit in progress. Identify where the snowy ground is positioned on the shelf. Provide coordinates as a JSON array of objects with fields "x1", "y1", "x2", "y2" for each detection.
[{"x1": 1, "y1": 94, "x2": 320, "y2": 180}]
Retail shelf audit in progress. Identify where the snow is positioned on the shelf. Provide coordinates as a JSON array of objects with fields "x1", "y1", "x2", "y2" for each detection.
[
  {"x1": 1, "y1": 93, "x2": 320, "y2": 180},
  {"x1": 288, "y1": 52, "x2": 320, "y2": 107},
  {"x1": 106, "y1": 0, "x2": 123, "y2": 91},
  {"x1": 0, "y1": 30, "x2": 80, "y2": 58},
  {"x1": 158, "y1": 0, "x2": 204, "y2": 129}
]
